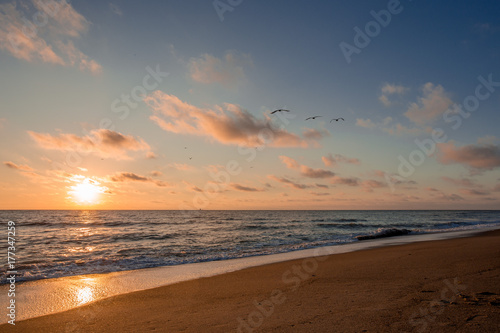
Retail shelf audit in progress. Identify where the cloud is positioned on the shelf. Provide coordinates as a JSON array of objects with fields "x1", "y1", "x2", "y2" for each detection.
[
  {"x1": 302, "y1": 128, "x2": 330, "y2": 141},
  {"x1": 459, "y1": 189, "x2": 489, "y2": 196},
  {"x1": 309, "y1": 191, "x2": 330, "y2": 196},
  {"x1": 54, "y1": 40, "x2": 102, "y2": 75},
  {"x1": 279, "y1": 156, "x2": 300, "y2": 169},
  {"x1": 322, "y1": 154, "x2": 360, "y2": 167},
  {"x1": 3, "y1": 161, "x2": 33, "y2": 171},
  {"x1": 299, "y1": 165, "x2": 335, "y2": 179},
  {"x1": 439, "y1": 193, "x2": 465, "y2": 201},
  {"x1": 441, "y1": 176, "x2": 480, "y2": 188},
  {"x1": 330, "y1": 176, "x2": 360, "y2": 187},
  {"x1": 109, "y1": 3, "x2": 123, "y2": 16},
  {"x1": 279, "y1": 156, "x2": 335, "y2": 179},
  {"x1": 28, "y1": 129, "x2": 150, "y2": 160},
  {"x1": 362, "y1": 180, "x2": 387, "y2": 189},
  {"x1": 356, "y1": 117, "x2": 421, "y2": 136},
  {"x1": 109, "y1": 172, "x2": 170, "y2": 187},
  {"x1": 145, "y1": 92, "x2": 308, "y2": 147},
  {"x1": 188, "y1": 51, "x2": 252, "y2": 87},
  {"x1": 0, "y1": 0, "x2": 101, "y2": 74},
  {"x1": 267, "y1": 175, "x2": 311, "y2": 190},
  {"x1": 315, "y1": 183, "x2": 329, "y2": 189},
  {"x1": 230, "y1": 183, "x2": 263, "y2": 192},
  {"x1": 150, "y1": 171, "x2": 162, "y2": 177},
  {"x1": 379, "y1": 83, "x2": 408, "y2": 106},
  {"x1": 146, "y1": 152, "x2": 157, "y2": 159},
  {"x1": 168, "y1": 163, "x2": 195, "y2": 171},
  {"x1": 404, "y1": 83, "x2": 453, "y2": 126},
  {"x1": 356, "y1": 118, "x2": 376, "y2": 129},
  {"x1": 437, "y1": 141, "x2": 500, "y2": 171}
]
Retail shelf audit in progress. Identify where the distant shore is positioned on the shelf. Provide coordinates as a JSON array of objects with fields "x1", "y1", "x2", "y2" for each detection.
[{"x1": 3, "y1": 229, "x2": 499, "y2": 332}]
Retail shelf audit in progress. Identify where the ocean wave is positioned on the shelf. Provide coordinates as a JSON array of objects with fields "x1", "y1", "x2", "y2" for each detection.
[{"x1": 355, "y1": 228, "x2": 411, "y2": 241}]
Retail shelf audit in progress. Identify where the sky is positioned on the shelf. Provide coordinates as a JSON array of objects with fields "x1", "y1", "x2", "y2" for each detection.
[{"x1": 0, "y1": 0, "x2": 499, "y2": 210}]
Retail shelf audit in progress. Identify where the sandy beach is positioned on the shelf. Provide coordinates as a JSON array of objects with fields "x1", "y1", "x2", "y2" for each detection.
[{"x1": 3, "y1": 230, "x2": 500, "y2": 332}]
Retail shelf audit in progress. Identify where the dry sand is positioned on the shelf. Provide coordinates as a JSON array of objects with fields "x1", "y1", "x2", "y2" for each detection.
[{"x1": 3, "y1": 230, "x2": 500, "y2": 332}]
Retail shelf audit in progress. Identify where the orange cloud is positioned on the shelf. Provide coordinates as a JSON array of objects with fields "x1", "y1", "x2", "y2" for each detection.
[
  {"x1": 279, "y1": 155, "x2": 335, "y2": 179},
  {"x1": 302, "y1": 128, "x2": 330, "y2": 140},
  {"x1": 322, "y1": 153, "x2": 360, "y2": 167},
  {"x1": 3, "y1": 161, "x2": 34, "y2": 171},
  {"x1": 145, "y1": 92, "x2": 308, "y2": 147},
  {"x1": 109, "y1": 172, "x2": 170, "y2": 187},
  {"x1": 267, "y1": 175, "x2": 311, "y2": 190},
  {"x1": 188, "y1": 51, "x2": 252, "y2": 87},
  {"x1": 404, "y1": 83, "x2": 453, "y2": 126},
  {"x1": 230, "y1": 183, "x2": 264, "y2": 192},
  {"x1": 437, "y1": 141, "x2": 500, "y2": 171},
  {"x1": 28, "y1": 129, "x2": 150, "y2": 160},
  {"x1": 0, "y1": 1, "x2": 101, "y2": 74}
]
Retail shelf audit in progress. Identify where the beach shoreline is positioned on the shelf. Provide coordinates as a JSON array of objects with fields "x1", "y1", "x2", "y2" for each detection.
[{"x1": 2, "y1": 228, "x2": 500, "y2": 332}]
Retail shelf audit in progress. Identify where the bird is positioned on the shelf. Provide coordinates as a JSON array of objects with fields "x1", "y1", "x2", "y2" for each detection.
[
  {"x1": 305, "y1": 116, "x2": 322, "y2": 120},
  {"x1": 189, "y1": 157, "x2": 192, "y2": 160},
  {"x1": 271, "y1": 109, "x2": 290, "y2": 114},
  {"x1": 330, "y1": 117, "x2": 345, "y2": 122}
]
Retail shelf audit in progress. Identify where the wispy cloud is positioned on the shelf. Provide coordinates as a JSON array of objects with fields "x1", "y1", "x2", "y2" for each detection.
[
  {"x1": 28, "y1": 129, "x2": 150, "y2": 160},
  {"x1": 168, "y1": 163, "x2": 195, "y2": 171},
  {"x1": 330, "y1": 176, "x2": 360, "y2": 187},
  {"x1": 3, "y1": 161, "x2": 33, "y2": 171},
  {"x1": 145, "y1": 92, "x2": 309, "y2": 147},
  {"x1": 279, "y1": 156, "x2": 335, "y2": 179},
  {"x1": 188, "y1": 50, "x2": 252, "y2": 87},
  {"x1": 322, "y1": 153, "x2": 360, "y2": 167},
  {"x1": 302, "y1": 128, "x2": 330, "y2": 141},
  {"x1": 267, "y1": 175, "x2": 311, "y2": 190},
  {"x1": 109, "y1": 172, "x2": 170, "y2": 187},
  {"x1": 358, "y1": 82, "x2": 451, "y2": 136},
  {"x1": 441, "y1": 176, "x2": 480, "y2": 188},
  {"x1": 109, "y1": 3, "x2": 123, "y2": 16},
  {"x1": 0, "y1": 0, "x2": 101, "y2": 74},
  {"x1": 404, "y1": 83, "x2": 453, "y2": 126},
  {"x1": 230, "y1": 183, "x2": 264, "y2": 192},
  {"x1": 459, "y1": 189, "x2": 489, "y2": 196},
  {"x1": 146, "y1": 152, "x2": 157, "y2": 159},
  {"x1": 379, "y1": 83, "x2": 409, "y2": 106},
  {"x1": 356, "y1": 117, "x2": 421, "y2": 136}
]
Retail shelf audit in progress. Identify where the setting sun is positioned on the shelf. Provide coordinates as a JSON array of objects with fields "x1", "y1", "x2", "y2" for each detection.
[{"x1": 68, "y1": 176, "x2": 107, "y2": 205}]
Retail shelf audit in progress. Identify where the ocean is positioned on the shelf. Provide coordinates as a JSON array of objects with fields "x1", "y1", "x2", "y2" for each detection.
[{"x1": 1, "y1": 210, "x2": 499, "y2": 285}]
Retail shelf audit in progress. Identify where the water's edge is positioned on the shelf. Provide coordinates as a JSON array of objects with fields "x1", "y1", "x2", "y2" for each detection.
[{"x1": 1, "y1": 227, "x2": 497, "y2": 324}]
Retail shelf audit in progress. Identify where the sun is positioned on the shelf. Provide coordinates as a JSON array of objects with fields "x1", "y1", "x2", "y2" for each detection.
[{"x1": 68, "y1": 176, "x2": 106, "y2": 205}]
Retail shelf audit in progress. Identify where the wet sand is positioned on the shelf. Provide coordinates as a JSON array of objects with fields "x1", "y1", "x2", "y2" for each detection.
[{"x1": 3, "y1": 230, "x2": 500, "y2": 332}]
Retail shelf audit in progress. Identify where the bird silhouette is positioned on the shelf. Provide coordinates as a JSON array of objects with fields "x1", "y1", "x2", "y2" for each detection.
[
  {"x1": 271, "y1": 109, "x2": 290, "y2": 114},
  {"x1": 305, "y1": 116, "x2": 322, "y2": 120},
  {"x1": 330, "y1": 118, "x2": 345, "y2": 122}
]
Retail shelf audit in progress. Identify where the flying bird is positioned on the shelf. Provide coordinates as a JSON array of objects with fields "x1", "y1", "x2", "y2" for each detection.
[
  {"x1": 305, "y1": 116, "x2": 322, "y2": 120},
  {"x1": 330, "y1": 118, "x2": 345, "y2": 122},
  {"x1": 271, "y1": 109, "x2": 290, "y2": 114}
]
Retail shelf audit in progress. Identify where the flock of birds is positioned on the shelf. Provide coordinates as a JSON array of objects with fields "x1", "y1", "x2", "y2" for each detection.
[{"x1": 270, "y1": 109, "x2": 344, "y2": 123}]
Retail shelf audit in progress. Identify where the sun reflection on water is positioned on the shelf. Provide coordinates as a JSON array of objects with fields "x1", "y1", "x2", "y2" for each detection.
[
  {"x1": 77, "y1": 286, "x2": 94, "y2": 305},
  {"x1": 73, "y1": 277, "x2": 99, "y2": 306}
]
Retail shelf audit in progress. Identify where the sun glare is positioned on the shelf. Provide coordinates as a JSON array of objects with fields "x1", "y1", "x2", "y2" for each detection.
[{"x1": 69, "y1": 176, "x2": 106, "y2": 205}]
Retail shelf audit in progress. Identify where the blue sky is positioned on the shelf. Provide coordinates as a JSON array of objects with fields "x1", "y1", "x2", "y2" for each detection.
[{"x1": 0, "y1": 0, "x2": 499, "y2": 209}]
